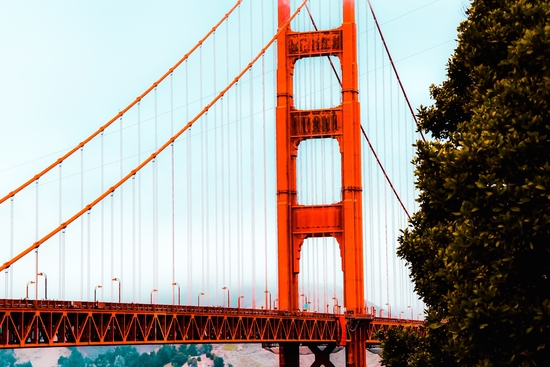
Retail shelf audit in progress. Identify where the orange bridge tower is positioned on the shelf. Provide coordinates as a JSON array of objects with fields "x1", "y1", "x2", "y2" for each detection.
[{"x1": 276, "y1": 0, "x2": 367, "y2": 366}]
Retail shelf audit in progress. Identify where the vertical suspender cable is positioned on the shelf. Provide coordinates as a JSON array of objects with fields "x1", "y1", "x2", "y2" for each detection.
[
  {"x1": 213, "y1": 31, "x2": 219, "y2": 308},
  {"x1": 8, "y1": 197, "x2": 14, "y2": 298},
  {"x1": 200, "y1": 45, "x2": 206, "y2": 298},
  {"x1": 153, "y1": 87, "x2": 159, "y2": 298},
  {"x1": 87, "y1": 209, "x2": 91, "y2": 301},
  {"x1": 205, "y1": 70, "x2": 211, "y2": 306},
  {"x1": 35, "y1": 180, "x2": 39, "y2": 301},
  {"x1": 171, "y1": 73, "x2": 175, "y2": 305},
  {"x1": 133, "y1": 109, "x2": 138, "y2": 303},
  {"x1": 80, "y1": 148, "x2": 84, "y2": 300},
  {"x1": 382, "y1": 53, "x2": 390, "y2": 311},
  {"x1": 132, "y1": 174, "x2": 136, "y2": 303},
  {"x1": 225, "y1": 18, "x2": 232, "y2": 296},
  {"x1": 221, "y1": 95, "x2": 226, "y2": 300},
  {"x1": 261, "y1": 16, "x2": 268, "y2": 305},
  {"x1": 249, "y1": 0, "x2": 256, "y2": 308},
  {"x1": 58, "y1": 163, "x2": 64, "y2": 299},
  {"x1": 186, "y1": 60, "x2": 193, "y2": 306},
  {"x1": 137, "y1": 102, "x2": 141, "y2": 303},
  {"x1": 119, "y1": 116, "x2": 124, "y2": 302},
  {"x1": 111, "y1": 192, "x2": 115, "y2": 302},
  {"x1": 101, "y1": 132, "x2": 105, "y2": 300},
  {"x1": 237, "y1": 2, "x2": 242, "y2": 300}
]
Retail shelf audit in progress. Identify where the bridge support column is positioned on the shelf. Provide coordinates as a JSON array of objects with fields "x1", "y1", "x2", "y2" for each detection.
[
  {"x1": 307, "y1": 344, "x2": 336, "y2": 367},
  {"x1": 346, "y1": 322, "x2": 368, "y2": 367},
  {"x1": 279, "y1": 343, "x2": 300, "y2": 367}
]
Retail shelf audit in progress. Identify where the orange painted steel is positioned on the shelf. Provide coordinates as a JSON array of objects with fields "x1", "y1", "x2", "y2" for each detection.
[
  {"x1": 0, "y1": 299, "x2": 341, "y2": 348},
  {"x1": 0, "y1": 299, "x2": 422, "y2": 349},
  {"x1": 0, "y1": 0, "x2": 242, "y2": 207},
  {"x1": 0, "y1": 0, "x2": 308, "y2": 274},
  {"x1": 276, "y1": 0, "x2": 366, "y2": 365}
]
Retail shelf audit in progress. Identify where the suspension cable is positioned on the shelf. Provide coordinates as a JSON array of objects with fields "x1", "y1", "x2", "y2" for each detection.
[
  {"x1": 366, "y1": 0, "x2": 426, "y2": 142},
  {"x1": 303, "y1": 4, "x2": 411, "y2": 220},
  {"x1": 0, "y1": 0, "x2": 243, "y2": 206},
  {"x1": 0, "y1": 0, "x2": 309, "y2": 274}
]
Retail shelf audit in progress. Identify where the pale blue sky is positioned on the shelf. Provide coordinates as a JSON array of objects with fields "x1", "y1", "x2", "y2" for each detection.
[
  {"x1": 0, "y1": 0, "x2": 465, "y2": 309},
  {"x1": 0, "y1": 0, "x2": 465, "y2": 186}
]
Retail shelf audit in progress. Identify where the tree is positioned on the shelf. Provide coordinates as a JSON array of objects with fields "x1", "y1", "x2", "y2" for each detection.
[
  {"x1": 186, "y1": 344, "x2": 198, "y2": 357},
  {"x1": 376, "y1": 327, "x2": 422, "y2": 367},
  {"x1": 0, "y1": 350, "x2": 16, "y2": 367},
  {"x1": 57, "y1": 348, "x2": 91, "y2": 367},
  {"x1": 187, "y1": 356, "x2": 198, "y2": 367},
  {"x1": 395, "y1": 0, "x2": 550, "y2": 365},
  {"x1": 213, "y1": 356, "x2": 225, "y2": 367}
]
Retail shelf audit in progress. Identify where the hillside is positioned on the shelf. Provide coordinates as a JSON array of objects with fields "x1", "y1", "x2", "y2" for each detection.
[{"x1": 13, "y1": 344, "x2": 382, "y2": 367}]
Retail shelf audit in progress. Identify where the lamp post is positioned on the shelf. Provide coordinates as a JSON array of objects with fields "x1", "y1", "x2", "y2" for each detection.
[
  {"x1": 222, "y1": 287, "x2": 230, "y2": 307},
  {"x1": 407, "y1": 305, "x2": 413, "y2": 320},
  {"x1": 400, "y1": 311, "x2": 404, "y2": 319},
  {"x1": 25, "y1": 281, "x2": 35, "y2": 300},
  {"x1": 112, "y1": 278, "x2": 121, "y2": 303},
  {"x1": 385, "y1": 303, "x2": 392, "y2": 318},
  {"x1": 418, "y1": 313, "x2": 423, "y2": 320},
  {"x1": 332, "y1": 297, "x2": 339, "y2": 314},
  {"x1": 264, "y1": 290, "x2": 269, "y2": 310},
  {"x1": 172, "y1": 282, "x2": 181, "y2": 305},
  {"x1": 150, "y1": 289, "x2": 158, "y2": 304},
  {"x1": 198, "y1": 292, "x2": 205, "y2": 306},
  {"x1": 300, "y1": 293, "x2": 309, "y2": 311},
  {"x1": 94, "y1": 285, "x2": 102, "y2": 303},
  {"x1": 37, "y1": 272, "x2": 47, "y2": 300},
  {"x1": 238, "y1": 295, "x2": 245, "y2": 308},
  {"x1": 274, "y1": 298, "x2": 279, "y2": 310}
]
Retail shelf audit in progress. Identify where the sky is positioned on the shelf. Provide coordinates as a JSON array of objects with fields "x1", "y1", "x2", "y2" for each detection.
[{"x1": 0, "y1": 0, "x2": 466, "y2": 310}]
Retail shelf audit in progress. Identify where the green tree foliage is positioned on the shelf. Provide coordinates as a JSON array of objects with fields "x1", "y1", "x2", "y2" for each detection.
[
  {"x1": 213, "y1": 356, "x2": 225, "y2": 367},
  {"x1": 188, "y1": 356, "x2": 198, "y2": 367},
  {"x1": 0, "y1": 350, "x2": 16, "y2": 367},
  {"x1": 57, "y1": 348, "x2": 91, "y2": 367},
  {"x1": 395, "y1": 0, "x2": 550, "y2": 365},
  {"x1": 201, "y1": 344, "x2": 213, "y2": 354},
  {"x1": 187, "y1": 344, "x2": 199, "y2": 357}
]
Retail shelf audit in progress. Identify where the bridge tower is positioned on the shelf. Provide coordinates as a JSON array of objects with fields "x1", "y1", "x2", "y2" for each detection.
[{"x1": 276, "y1": 1, "x2": 367, "y2": 366}]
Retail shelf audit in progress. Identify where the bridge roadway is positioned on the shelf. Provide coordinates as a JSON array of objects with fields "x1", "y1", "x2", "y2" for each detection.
[{"x1": 0, "y1": 299, "x2": 422, "y2": 348}]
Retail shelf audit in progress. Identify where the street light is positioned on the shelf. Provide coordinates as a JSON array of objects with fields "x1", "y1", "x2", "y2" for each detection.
[
  {"x1": 332, "y1": 297, "x2": 339, "y2": 314},
  {"x1": 222, "y1": 287, "x2": 230, "y2": 307},
  {"x1": 264, "y1": 290, "x2": 270, "y2": 310},
  {"x1": 112, "y1": 278, "x2": 121, "y2": 303},
  {"x1": 25, "y1": 281, "x2": 35, "y2": 300},
  {"x1": 400, "y1": 311, "x2": 404, "y2": 319},
  {"x1": 407, "y1": 305, "x2": 413, "y2": 320},
  {"x1": 418, "y1": 313, "x2": 423, "y2": 320},
  {"x1": 274, "y1": 298, "x2": 279, "y2": 310},
  {"x1": 150, "y1": 289, "x2": 158, "y2": 304},
  {"x1": 198, "y1": 292, "x2": 205, "y2": 306},
  {"x1": 300, "y1": 294, "x2": 309, "y2": 311},
  {"x1": 172, "y1": 282, "x2": 181, "y2": 305},
  {"x1": 385, "y1": 303, "x2": 392, "y2": 318},
  {"x1": 37, "y1": 272, "x2": 47, "y2": 300},
  {"x1": 238, "y1": 295, "x2": 245, "y2": 308},
  {"x1": 94, "y1": 285, "x2": 102, "y2": 302}
]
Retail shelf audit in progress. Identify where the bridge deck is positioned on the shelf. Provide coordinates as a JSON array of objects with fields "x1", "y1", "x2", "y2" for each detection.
[{"x1": 0, "y1": 299, "x2": 422, "y2": 348}]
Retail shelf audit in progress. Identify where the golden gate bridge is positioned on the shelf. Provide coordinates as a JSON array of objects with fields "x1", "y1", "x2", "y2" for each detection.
[{"x1": 0, "y1": 0, "x2": 444, "y2": 365}]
